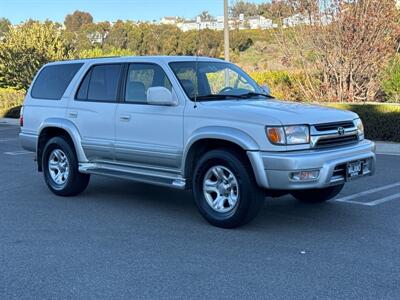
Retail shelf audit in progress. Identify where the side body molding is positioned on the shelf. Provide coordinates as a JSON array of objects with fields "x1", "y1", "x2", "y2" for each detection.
[
  {"x1": 182, "y1": 126, "x2": 260, "y2": 178},
  {"x1": 38, "y1": 118, "x2": 88, "y2": 163}
]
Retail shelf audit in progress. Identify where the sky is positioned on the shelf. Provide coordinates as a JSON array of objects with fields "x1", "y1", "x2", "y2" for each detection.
[{"x1": 0, "y1": 0, "x2": 269, "y2": 24}]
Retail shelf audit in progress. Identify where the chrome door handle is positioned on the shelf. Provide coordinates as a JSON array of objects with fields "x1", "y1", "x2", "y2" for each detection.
[
  {"x1": 120, "y1": 115, "x2": 131, "y2": 121},
  {"x1": 68, "y1": 111, "x2": 78, "y2": 118}
]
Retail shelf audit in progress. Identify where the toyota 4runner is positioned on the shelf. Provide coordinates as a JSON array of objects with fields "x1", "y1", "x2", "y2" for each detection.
[{"x1": 20, "y1": 56, "x2": 376, "y2": 228}]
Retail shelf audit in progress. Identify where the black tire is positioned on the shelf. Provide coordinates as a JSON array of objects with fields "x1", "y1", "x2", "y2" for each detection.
[
  {"x1": 291, "y1": 184, "x2": 344, "y2": 203},
  {"x1": 42, "y1": 136, "x2": 90, "y2": 196},
  {"x1": 192, "y1": 148, "x2": 264, "y2": 228}
]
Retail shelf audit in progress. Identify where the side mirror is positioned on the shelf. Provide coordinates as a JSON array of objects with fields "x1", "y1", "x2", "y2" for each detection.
[
  {"x1": 261, "y1": 85, "x2": 271, "y2": 96},
  {"x1": 147, "y1": 87, "x2": 176, "y2": 106}
]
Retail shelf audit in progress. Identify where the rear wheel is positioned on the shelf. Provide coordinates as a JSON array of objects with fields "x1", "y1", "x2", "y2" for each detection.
[
  {"x1": 192, "y1": 149, "x2": 264, "y2": 228},
  {"x1": 42, "y1": 137, "x2": 90, "y2": 196},
  {"x1": 291, "y1": 184, "x2": 344, "y2": 203}
]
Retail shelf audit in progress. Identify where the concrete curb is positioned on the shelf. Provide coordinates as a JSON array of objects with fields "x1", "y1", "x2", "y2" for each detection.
[
  {"x1": 375, "y1": 142, "x2": 400, "y2": 156},
  {"x1": 0, "y1": 118, "x2": 19, "y2": 126}
]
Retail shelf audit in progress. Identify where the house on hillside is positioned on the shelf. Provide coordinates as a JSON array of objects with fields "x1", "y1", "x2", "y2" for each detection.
[
  {"x1": 247, "y1": 16, "x2": 276, "y2": 29},
  {"x1": 283, "y1": 13, "x2": 332, "y2": 27},
  {"x1": 160, "y1": 16, "x2": 178, "y2": 25}
]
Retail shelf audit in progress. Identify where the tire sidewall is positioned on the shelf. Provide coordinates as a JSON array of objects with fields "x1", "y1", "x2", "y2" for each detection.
[
  {"x1": 193, "y1": 149, "x2": 259, "y2": 227},
  {"x1": 42, "y1": 137, "x2": 77, "y2": 194}
]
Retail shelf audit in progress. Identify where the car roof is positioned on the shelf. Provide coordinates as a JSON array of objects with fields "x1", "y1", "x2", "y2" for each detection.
[{"x1": 44, "y1": 55, "x2": 226, "y2": 66}]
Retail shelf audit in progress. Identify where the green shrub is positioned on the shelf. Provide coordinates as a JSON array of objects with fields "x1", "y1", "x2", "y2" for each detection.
[
  {"x1": 250, "y1": 70, "x2": 305, "y2": 101},
  {"x1": 0, "y1": 87, "x2": 25, "y2": 118},
  {"x1": 326, "y1": 103, "x2": 400, "y2": 142},
  {"x1": 381, "y1": 54, "x2": 400, "y2": 103},
  {"x1": 77, "y1": 47, "x2": 135, "y2": 59}
]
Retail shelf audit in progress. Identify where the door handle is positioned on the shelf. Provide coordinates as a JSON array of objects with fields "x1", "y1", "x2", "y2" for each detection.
[
  {"x1": 68, "y1": 111, "x2": 78, "y2": 118},
  {"x1": 120, "y1": 115, "x2": 131, "y2": 122}
]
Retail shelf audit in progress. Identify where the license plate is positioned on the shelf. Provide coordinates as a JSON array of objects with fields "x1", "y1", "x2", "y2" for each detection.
[{"x1": 346, "y1": 161, "x2": 363, "y2": 180}]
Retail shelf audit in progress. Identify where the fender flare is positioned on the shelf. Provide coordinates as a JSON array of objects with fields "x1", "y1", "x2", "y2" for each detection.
[
  {"x1": 38, "y1": 118, "x2": 88, "y2": 162},
  {"x1": 182, "y1": 126, "x2": 260, "y2": 178}
]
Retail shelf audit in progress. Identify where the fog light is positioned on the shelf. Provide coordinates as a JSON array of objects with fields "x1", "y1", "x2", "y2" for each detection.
[{"x1": 290, "y1": 170, "x2": 320, "y2": 181}]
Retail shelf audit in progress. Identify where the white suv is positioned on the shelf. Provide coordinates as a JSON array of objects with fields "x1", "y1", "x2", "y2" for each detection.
[{"x1": 20, "y1": 56, "x2": 375, "y2": 228}]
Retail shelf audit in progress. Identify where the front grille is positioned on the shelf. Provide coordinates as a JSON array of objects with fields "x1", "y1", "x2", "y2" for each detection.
[
  {"x1": 314, "y1": 121, "x2": 354, "y2": 131},
  {"x1": 316, "y1": 134, "x2": 358, "y2": 148}
]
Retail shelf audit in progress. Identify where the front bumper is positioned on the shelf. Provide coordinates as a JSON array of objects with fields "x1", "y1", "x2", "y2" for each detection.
[{"x1": 247, "y1": 140, "x2": 376, "y2": 190}]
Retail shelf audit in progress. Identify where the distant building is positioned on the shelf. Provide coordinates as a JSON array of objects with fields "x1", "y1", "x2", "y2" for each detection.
[
  {"x1": 160, "y1": 11, "x2": 332, "y2": 31},
  {"x1": 160, "y1": 16, "x2": 178, "y2": 25},
  {"x1": 247, "y1": 16, "x2": 275, "y2": 29},
  {"x1": 87, "y1": 32, "x2": 106, "y2": 44},
  {"x1": 283, "y1": 13, "x2": 332, "y2": 28},
  {"x1": 283, "y1": 13, "x2": 311, "y2": 27}
]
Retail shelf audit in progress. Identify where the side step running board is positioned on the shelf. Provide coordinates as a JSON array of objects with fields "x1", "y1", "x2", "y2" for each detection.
[{"x1": 79, "y1": 163, "x2": 187, "y2": 189}]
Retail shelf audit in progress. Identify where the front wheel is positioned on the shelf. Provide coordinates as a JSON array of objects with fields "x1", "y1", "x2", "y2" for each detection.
[
  {"x1": 42, "y1": 137, "x2": 90, "y2": 196},
  {"x1": 192, "y1": 149, "x2": 264, "y2": 228},
  {"x1": 291, "y1": 184, "x2": 344, "y2": 203}
]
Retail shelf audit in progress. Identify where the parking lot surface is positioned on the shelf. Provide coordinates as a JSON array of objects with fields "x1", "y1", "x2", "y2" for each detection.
[{"x1": 1, "y1": 124, "x2": 399, "y2": 299}]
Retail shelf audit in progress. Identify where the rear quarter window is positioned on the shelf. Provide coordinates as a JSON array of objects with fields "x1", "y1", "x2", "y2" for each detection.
[{"x1": 31, "y1": 63, "x2": 83, "y2": 100}]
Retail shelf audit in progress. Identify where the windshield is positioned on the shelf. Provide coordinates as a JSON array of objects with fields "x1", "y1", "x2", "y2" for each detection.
[{"x1": 169, "y1": 61, "x2": 266, "y2": 101}]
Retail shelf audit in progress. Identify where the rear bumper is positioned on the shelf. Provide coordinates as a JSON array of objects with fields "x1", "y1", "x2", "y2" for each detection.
[
  {"x1": 19, "y1": 132, "x2": 37, "y2": 152},
  {"x1": 247, "y1": 140, "x2": 376, "y2": 190}
]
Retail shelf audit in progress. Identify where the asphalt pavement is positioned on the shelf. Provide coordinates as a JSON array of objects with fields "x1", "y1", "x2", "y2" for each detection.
[{"x1": 1, "y1": 124, "x2": 399, "y2": 299}]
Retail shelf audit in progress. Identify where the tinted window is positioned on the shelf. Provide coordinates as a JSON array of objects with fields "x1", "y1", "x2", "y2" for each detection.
[
  {"x1": 125, "y1": 63, "x2": 172, "y2": 104},
  {"x1": 31, "y1": 63, "x2": 83, "y2": 100},
  {"x1": 76, "y1": 64, "x2": 122, "y2": 102},
  {"x1": 76, "y1": 69, "x2": 91, "y2": 100}
]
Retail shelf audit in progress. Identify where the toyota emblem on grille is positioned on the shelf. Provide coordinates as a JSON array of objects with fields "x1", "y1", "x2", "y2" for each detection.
[{"x1": 337, "y1": 127, "x2": 345, "y2": 135}]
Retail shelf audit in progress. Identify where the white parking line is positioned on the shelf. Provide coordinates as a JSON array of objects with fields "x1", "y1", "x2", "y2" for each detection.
[
  {"x1": 364, "y1": 193, "x2": 400, "y2": 206},
  {"x1": 335, "y1": 182, "x2": 400, "y2": 203},
  {"x1": 0, "y1": 138, "x2": 18, "y2": 142},
  {"x1": 4, "y1": 150, "x2": 32, "y2": 156}
]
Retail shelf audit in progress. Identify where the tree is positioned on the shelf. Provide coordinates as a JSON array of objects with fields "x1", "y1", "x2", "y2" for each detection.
[
  {"x1": 199, "y1": 11, "x2": 214, "y2": 21},
  {"x1": 64, "y1": 10, "x2": 93, "y2": 32},
  {"x1": 231, "y1": 30, "x2": 253, "y2": 52},
  {"x1": 177, "y1": 29, "x2": 222, "y2": 57},
  {"x1": 104, "y1": 20, "x2": 128, "y2": 49},
  {"x1": 258, "y1": 1, "x2": 296, "y2": 21},
  {"x1": 0, "y1": 21, "x2": 72, "y2": 90},
  {"x1": 78, "y1": 47, "x2": 134, "y2": 59},
  {"x1": 382, "y1": 54, "x2": 400, "y2": 103},
  {"x1": 275, "y1": 0, "x2": 400, "y2": 102},
  {"x1": 0, "y1": 18, "x2": 11, "y2": 39},
  {"x1": 230, "y1": 0, "x2": 259, "y2": 17}
]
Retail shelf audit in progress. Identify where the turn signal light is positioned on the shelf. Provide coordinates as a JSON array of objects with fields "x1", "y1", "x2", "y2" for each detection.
[{"x1": 266, "y1": 127, "x2": 285, "y2": 144}]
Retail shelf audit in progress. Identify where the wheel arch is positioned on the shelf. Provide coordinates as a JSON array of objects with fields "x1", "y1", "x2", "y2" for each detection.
[
  {"x1": 182, "y1": 127, "x2": 260, "y2": 180},
  {"x1": 37, "y1": 118, "x2": 88, "y2": 171}
]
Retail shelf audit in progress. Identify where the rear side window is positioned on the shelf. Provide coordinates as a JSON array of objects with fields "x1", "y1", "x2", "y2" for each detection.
[
  {"x1": 76, "y1": 64, "x2": 122, "y2": 102},
  {"x1": 31, "y1": 63, "x2": 83, "y2": 100}
]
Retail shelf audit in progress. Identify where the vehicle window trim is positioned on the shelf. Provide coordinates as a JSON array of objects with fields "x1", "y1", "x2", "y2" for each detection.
[
  {"x1": 121, "y1": 62, "x2": 173, "y2": 106},
  {"x1": 31, "y1": 63, "x2": 84, "y2": 100},
  {"x1": 74, "y1": 63, "x2": 124, "y2": 103}
]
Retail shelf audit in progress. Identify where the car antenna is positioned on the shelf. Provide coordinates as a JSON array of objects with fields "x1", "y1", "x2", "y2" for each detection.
[{"x1": 194, "y1": 52, "x2": 199, "y2": 109}]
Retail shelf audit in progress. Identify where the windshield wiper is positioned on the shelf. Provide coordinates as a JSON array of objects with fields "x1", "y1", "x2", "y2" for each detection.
[
  {"x1": 192, "y1": 92, "x2": 275, "y2": 101},
  {"x1": 235, "y1": 92, "x2": 275, "y2": 99},
  {"x1": 193, "y1": 94, "x2": 239, "y2": 101}
]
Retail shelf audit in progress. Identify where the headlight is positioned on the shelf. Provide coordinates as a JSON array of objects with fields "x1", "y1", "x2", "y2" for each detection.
[
  {"x1": 266, "y1": 125, "x2": 309, "y2": 145},
  {"x1": 354, "y1": 118, "x2": 364, "y2": 138}
]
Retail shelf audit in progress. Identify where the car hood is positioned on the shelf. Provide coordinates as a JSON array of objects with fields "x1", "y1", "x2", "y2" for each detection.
[{"x1": 197, "y1": 99, "x2": 358, "y2": 125}]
